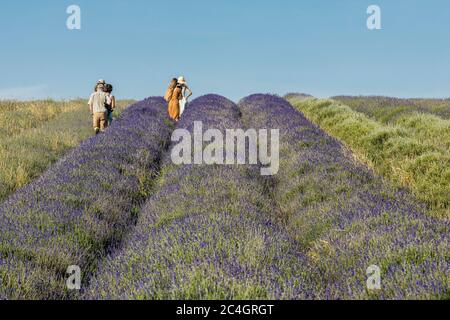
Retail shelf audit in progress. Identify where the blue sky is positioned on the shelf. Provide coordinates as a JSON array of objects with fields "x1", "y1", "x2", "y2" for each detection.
[{"x1": 0, "y1": 0, "x2": 449, "y2": 101}]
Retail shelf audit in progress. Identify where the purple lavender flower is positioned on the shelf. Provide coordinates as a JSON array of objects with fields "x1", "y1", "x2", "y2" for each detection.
[
  {"x1": 0, "y1": 97, "x2": 172, "y2": 299},
  {"x1": 239, "y1": 94, "x2": 450, "y2": 299},
  {"x1": 85, "y1": 95, "x2": 316, "y2": 300}
]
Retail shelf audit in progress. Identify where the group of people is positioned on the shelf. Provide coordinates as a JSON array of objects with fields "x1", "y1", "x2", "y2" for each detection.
[
  {"x1": 88, "y1": 79, "x2": 116, "y2": 134},
  {"x1": 165, "y1": 76, "x2": 193, "y2": 122},
  {"x1": 88, "y1": 76, "x2": 191, "y2": 134}
]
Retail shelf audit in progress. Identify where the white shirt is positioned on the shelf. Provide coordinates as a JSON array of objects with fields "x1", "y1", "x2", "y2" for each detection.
[{"x1": 89, "y1": 91, "x2": 111, "y2": 113}]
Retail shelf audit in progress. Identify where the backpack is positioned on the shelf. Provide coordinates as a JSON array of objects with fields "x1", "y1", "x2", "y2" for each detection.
[{"x1": 105, "y1": 100, "x2": 113, "y2": 112}]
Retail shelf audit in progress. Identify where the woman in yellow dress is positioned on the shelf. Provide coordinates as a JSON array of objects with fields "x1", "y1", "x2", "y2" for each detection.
[{"x1": 168, "y1": 83, "x2": 182, "y2": 122}]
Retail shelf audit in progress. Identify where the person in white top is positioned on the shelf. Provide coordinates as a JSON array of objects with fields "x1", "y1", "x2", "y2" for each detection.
[
  {"x1": 88, "y1": 83, "x2": 111, "y2": 134},
  {"x1": 177, "y1": 76, "x2": 193, "y2": 117}
]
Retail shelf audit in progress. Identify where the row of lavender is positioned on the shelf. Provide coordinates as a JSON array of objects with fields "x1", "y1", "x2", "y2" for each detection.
[
  {"x1": 84, "y1": 95, "x2": 317, "y2": 299},
  {"x1": 239, "y1": 95, "x2": 449, "y2": 299},
  {"x1": 0, "y1": 98, "x2": 172, "y2": 299}
]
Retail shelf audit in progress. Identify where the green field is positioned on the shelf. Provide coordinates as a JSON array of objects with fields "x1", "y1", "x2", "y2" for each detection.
[
  {"x1": 332, "y1": 96, "x2": 450, "y2": 121},
  {"x1": 287, "y1": 95, "x2": 450, "y2": 219}
]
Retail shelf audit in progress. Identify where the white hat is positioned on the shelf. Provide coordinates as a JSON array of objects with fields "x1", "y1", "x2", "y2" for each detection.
[
  {"x1": 97, "y1": 79, "x2": 106, "y2": 84},
  {"x1": 177, "y1": 76, "x2": 187, "y2": 85}
]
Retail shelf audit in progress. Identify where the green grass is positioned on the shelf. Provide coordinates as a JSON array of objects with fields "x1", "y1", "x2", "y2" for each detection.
[
  {"x1": 287, "y1": 96, "x2": 450, "y2": 219},
  {"x1": 0, "y1": 100, "x2": 70, "y2": 137},
  {"x1": 332, "y1": 96, "x2": 450, "y2": 121},
  {"x1": 0, "y1": 99, "x2": 134, "y2": 201}
]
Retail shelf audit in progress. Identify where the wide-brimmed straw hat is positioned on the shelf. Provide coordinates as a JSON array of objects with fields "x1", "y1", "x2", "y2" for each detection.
[{"x1": 177, "y1": 76, "x2": 187, "y2": 85}]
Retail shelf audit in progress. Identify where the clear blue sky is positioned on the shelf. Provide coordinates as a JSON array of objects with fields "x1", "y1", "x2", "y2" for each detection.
[{"x1": 1, "y1": 0, "x2": 449, "y2": 101}]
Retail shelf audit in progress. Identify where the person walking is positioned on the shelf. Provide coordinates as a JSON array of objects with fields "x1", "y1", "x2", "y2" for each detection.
[
  {"x1": 177, "y1": 76, "x2": 192, "y2": 117},
  {"x1": 168, "y1": 82, "x2": 182, "y2": 122},
  {"x1": 88, "y1": 83, "x2": 111, "y2": 134},
  {"x1": 104, "y1": 83, "x2": 116, "y2": 126}
]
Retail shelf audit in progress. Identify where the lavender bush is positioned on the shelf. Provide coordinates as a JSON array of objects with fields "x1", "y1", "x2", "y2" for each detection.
[
  {"x1": 0, "y1": 98, "x2": 172, "y2": 299},
  {"x1": 239, "y1": 94, "x2": 449, "y2": 299},
  {"x1": 85, "y1": 95, "x2": 317, "y2": 300}
]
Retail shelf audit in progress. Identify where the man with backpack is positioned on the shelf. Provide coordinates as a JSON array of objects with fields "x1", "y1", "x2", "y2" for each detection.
[{"x1": 88, "y1": 83, "x2": 111, "y2": 134}]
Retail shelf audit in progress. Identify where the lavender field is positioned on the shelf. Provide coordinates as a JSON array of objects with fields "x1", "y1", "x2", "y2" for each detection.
[
  {"x1": 240, "y1": 95, "x2": 449, "y2": 299},
  {"x1": 85, "y1": 95, "x2": 319, "y2": 299},
  {"x1": 0, "y1": 94, "x2": 448, "y2": 300},
  {"x1": 0, "y1": 98, "x2": 172, "y2": 299}
]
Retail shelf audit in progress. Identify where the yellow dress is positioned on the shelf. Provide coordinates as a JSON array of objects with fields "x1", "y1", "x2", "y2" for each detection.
[{"x1": 168, "y1": 86, "x2": 182, "y2": 121}]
